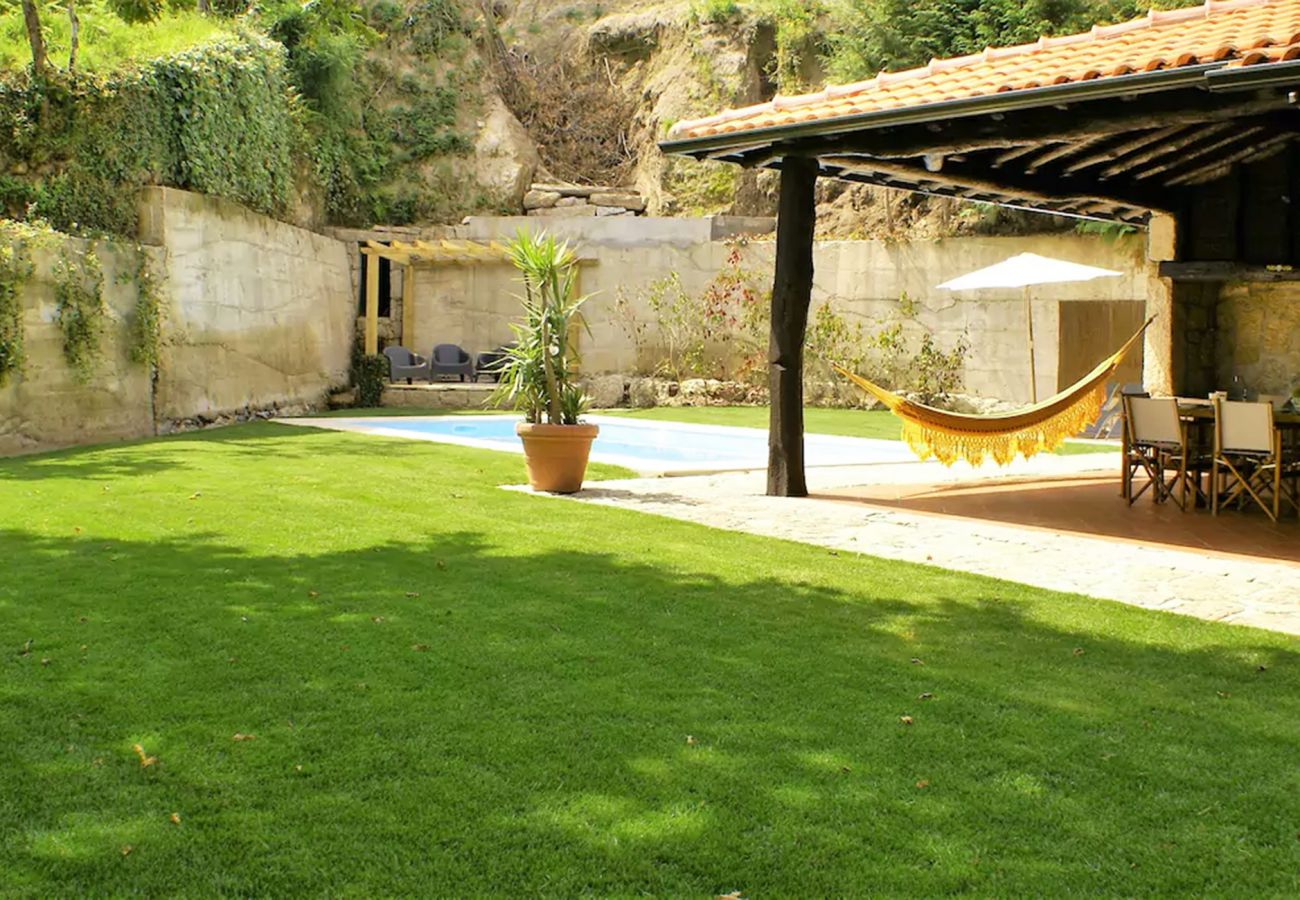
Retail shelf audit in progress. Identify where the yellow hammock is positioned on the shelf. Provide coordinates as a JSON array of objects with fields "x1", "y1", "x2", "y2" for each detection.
[{"x1": 834, "y1": 317, "x2": 1153, "y2": 467}]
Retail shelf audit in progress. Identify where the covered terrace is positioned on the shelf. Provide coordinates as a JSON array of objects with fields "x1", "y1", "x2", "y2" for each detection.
[{"x1": 661, "y1": 0, "x2": 1300, "y2": 496}]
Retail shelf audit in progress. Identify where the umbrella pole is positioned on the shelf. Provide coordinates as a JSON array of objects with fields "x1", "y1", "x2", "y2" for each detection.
[{"x1": 1024, "y1": 285, "x2": 1037, "y2": 404}]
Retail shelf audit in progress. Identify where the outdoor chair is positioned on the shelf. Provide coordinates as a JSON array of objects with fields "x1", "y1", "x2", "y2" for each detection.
[
  {"x1": 430, "y1": 344, "x2": 476, "y2": 382},
  {"x1": 1122, "y1": 395, "x2": 1207, "y2": 510},
  {"x1": 383, "y1": 346, "x2": 431, "y2": 384},
  {"x1": 475, "y1": 343, "x2": 516, "y2": 383},
  {"x1": 1211, "y1": 399, "x2": 1299, "y2": 523}
]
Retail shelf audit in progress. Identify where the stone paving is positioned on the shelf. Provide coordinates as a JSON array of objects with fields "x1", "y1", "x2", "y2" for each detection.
[{"x1": 531, "y1": 452, "x2": 1300, "y2": 638}]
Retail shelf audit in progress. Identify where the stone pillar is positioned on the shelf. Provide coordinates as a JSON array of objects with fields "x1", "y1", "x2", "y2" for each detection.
[{"x1": 1143, "y1": 214, "x2": 1176, "y2": 395}]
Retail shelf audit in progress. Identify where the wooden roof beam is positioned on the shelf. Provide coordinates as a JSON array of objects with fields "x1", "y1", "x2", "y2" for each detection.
[
  {"x1": 820, "y1": 155, "x2": 1175, "y2": 214},
  {"x1": 1098, "y1": 123, "x2": 1233, "y2": 179},
  {"x1": 1166, "y1": 133, "x2": 1296, "y2": 186},
  {"x1": 1023, "y1": 135, "x2": 1109, "y2": 173},
  {"x1": 1133, "y1": 127, "x2": 1266, "y2": 181},
  {"x1": 1061, "y1": 126, "x2": 1187, "y2": 174}
]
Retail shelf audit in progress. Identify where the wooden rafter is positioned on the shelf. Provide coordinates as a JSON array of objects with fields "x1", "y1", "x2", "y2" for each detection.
[
  {"x1": 1098, "y1": 123, "x2": 1233, "y2": 179},
  {"x1": 1060, "y1": 126, "x2": 1186, "y2": 174},
  {"x1": 1166, "y1": 132, "x2": 1296, "y2": 186},
  {"x1": 1133, "y1": 127, "x2": 1265, "y2": 181}
]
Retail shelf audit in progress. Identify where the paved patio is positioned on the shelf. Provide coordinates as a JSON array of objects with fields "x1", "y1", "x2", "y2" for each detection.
[{"x1": 533, "y1": 451, "x2": 1300, "y2": 637}]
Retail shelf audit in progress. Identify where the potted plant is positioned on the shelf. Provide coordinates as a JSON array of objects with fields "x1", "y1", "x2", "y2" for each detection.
[{"x1": 491, "y1": 229, "x2": 597, "y2": 493}]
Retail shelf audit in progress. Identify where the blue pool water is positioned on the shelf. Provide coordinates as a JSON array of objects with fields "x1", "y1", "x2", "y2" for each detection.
[{"x1": 345, "y1": 414, "x2": 917, "y2": 473}]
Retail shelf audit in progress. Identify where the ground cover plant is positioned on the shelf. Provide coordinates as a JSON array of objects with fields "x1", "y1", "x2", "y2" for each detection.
[{"x1": 2, "y1": 423, "x2": 1297, "y2": 894}]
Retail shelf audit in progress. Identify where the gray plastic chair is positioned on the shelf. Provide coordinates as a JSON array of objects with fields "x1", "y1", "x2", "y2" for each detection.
[
  {"x1": 431, "y1": 344, "x2": 476, "y2": 382},
  {"x1": 383, "y1": 346, "x2": 431, "y2": 383},
  {"x1": 475, "y1": 343, "x2": 516, "y2": 383}
]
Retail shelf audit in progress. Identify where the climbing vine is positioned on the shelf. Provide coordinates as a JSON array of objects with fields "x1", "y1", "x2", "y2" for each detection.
[
  {"x1": 128, "y1": 249, "x2": 162, "y2": 370},
  {"x1": 53, "y1": 246, "x2": 106, "y2": 383},
  {"x1": 0, "y1": 235, "x2": 33, "y2": 386}
]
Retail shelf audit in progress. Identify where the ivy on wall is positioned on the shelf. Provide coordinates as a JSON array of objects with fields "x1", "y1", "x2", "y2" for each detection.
[
  {"x1": 128, "y1": 249, "x2": 163, "y2": 371},
  {"x1": 0, "y1": 236, "x2": 33, "y2": 386},
  {"x1": 0, "y1": 36, "x2": 299, "y2": 236},
  {"x1": 53, "y1": 246, "x2": 106, "y2": 383}
]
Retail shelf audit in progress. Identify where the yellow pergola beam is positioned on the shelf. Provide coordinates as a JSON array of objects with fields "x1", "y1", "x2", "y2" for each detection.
[
  {"x1": 401, "y1": 263, "x2": 414, "y2": 347},
  {"x1": 364, "y1": 251, "x2": 380, "y2": 356}
]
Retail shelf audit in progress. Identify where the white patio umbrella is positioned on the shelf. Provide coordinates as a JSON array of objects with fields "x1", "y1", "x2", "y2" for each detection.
[{"x1": 936, "y1": 252, "x2": 1123, "y2": 403}]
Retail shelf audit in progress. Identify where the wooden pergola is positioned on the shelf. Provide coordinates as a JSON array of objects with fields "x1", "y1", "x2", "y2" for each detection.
[
  {"x1": 359, "y1": 238, "x2": 514, "y2": 355},
  {"x1": 660, "y1": 0, "x2": 1300, "y2": 496}
]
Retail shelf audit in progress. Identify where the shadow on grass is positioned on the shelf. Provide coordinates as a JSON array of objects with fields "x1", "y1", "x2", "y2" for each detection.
[{"x1": 2, "y1": 523, "x2": 1298, "y2": 895}]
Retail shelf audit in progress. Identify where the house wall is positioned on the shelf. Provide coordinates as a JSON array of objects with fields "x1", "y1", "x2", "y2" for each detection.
[{"x1": 1216, "y1": 281, "x2": 1300, "y2": 400}]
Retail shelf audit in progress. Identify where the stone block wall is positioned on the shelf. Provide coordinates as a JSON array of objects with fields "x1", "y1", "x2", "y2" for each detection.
[
  {"x1": 0, "y1": 238, "x2": 161, "y2": 455},
  {"x1": 524, "y1": 183, "x2": 647, "y2": 218},
  {"x1": 1, "y1": 188, "x2": 355, "y2": 455},
  {"x1": 401, "y1": 218, "x2": 1149, "y2": 405},
  {"x1": 139, "y1": 187, "x2": 354, "y2": 424},
  {"x1": 1216, "y1": 281, "x2": 1300, "y2": 399}
]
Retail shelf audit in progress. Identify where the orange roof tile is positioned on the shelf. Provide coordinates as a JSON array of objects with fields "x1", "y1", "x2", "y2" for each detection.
[{"x1": 667, "y1": 0, "x2": 1300, "y2": 142}]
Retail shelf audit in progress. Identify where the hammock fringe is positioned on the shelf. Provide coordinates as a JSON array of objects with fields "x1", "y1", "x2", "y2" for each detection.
[{"x1": 835, "y1": 317, "x2": 1152, "y2": 467}]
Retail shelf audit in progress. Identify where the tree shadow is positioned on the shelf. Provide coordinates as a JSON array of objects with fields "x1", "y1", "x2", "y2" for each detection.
[{"x1": 2, "y1": 524, "x2": 1297, "y2": 895}]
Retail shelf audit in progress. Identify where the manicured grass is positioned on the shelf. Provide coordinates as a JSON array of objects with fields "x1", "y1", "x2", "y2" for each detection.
[
  {"x1": 2, "y1": 424, "x2": 1296, "y2": 894},
  {"x1": 606, "y1": 405, "x2": 1118, "y2": 455}
]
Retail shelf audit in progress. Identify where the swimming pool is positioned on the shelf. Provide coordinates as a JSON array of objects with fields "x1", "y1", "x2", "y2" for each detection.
[{"x1": 305, "y1": 414, "x2": 918, "y2": 476}]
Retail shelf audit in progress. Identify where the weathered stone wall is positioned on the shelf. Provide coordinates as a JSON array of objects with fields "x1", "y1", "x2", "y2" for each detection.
[
  {"x1": 395, "y1": 217, "x2": 1148, "y2": 404},
  {"x1": 139, "y1": 187, "x2": 354, "y2": 424},
  {"x1": 0, "y1": 238, "x2": 161, "y2": 456},
  {"x1": 1216, "y1": 281, "x2": 1300, "y2": 399},
  {"x1": 1, "y1": 188, "x2": 355, "y2": 455}
]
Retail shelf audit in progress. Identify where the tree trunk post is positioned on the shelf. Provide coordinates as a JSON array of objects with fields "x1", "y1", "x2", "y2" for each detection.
[
  {"x1": 67, "y1": 0, "x2": 79, "y2": 71},
  {"x1": 767, "y1": 155, "x2": 818, "y2": 497},
  {"x1": 21, "y1": 0, "x2": 47, "y2": 78}
]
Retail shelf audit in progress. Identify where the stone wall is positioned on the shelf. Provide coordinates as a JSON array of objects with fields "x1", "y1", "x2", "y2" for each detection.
[
  {"x1": 387, "y1": 217, "x2": 1148, "y2": 405},
  {"x1": 1, "y1": 188, "x2": 355, "y2": 455},
  {"x1": 139, "y1": 188, "x2": 354, "y2": 424},
  {"x1": 0, "y1": 238, "x2": 161, "y2": 455},
  {"x1": 1216, "y1": 281, "x2": 1300, "y2": 399}
]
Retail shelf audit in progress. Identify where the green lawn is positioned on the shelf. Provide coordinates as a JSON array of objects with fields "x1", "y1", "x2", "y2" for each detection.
[
  {"x1": 2, "y1": 424, "x2": 1296, "y2": 895},
  {"x1": 608, "y1": 405, "x2": 1117, "y2": 454}
]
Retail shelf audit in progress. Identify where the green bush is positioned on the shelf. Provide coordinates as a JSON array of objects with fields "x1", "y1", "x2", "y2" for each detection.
[
  {"x1": 352, "y1": 352, "x2": 388, "y2": 407},
  {"x1": 0, "y1": 36, "x2": 300, "y2": 235}
]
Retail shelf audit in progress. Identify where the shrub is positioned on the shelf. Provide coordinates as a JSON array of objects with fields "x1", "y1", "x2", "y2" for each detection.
[
  {"x1": 352, "y1": 352, "x2": 388, "y2": 407},
  {"x1": 0, "y1": 36, "x2": 299, "y2": 235}
]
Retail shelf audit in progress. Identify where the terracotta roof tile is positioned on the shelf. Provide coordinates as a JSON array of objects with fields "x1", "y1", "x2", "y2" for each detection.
[{"x1": 667, "y1": 0, "x2": 1300, "y2": 142}]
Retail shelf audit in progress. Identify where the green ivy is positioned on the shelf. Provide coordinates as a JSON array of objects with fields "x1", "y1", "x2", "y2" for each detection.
[
  {"x1": 129, "y1": 249, "x2": 163, "y2": 370},
  {"x1": 0, "y1": 36, "x2": 300, "y2": 236},
  {"x1": 53, "y1": 246, "x2": 106, "y2": 383},
  {"x1": 0, "y1": 235, "x2": 34, "y2": 386}
]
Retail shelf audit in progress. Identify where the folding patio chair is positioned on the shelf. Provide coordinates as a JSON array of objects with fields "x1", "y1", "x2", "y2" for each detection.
[
  {"x1": 1122, "y1": 395, "x2": 1206, "y2": 510},
  {"x1": 1211, "y1": 399, "x2": 1299, "y2": 523}
]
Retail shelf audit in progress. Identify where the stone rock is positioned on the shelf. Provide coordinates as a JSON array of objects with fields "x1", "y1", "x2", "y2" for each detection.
[
  {"x1": 523, "y1": 189, "x2": 560, "y2": 210},
  {"x1": 595, "y1": 206, "x2": 635, "y2": 217},
  {"x1": 589, "y1": 191, "x2": 646, "y2": 212},
  {"x1": 628, "y1": 377, "x2": 658, "y2": 408},
  {"x1": 583, "y1": 374, "x2": 627, "y2": 408},
  {"x1": 473, "y1": 96, "x2": 540, "y2": 212},
  {"x1": 555, "y1": 197, "x2": 588, "y2": 208},
  {"x1": 587, "y1": 8, "x2": 675, "y2": 57},
  {"x1": 530, "y1": 205, "x2": 597, "y2": 218},
  {"x1": 531, "y1": 183, "x2": 612, "y2": 198}
]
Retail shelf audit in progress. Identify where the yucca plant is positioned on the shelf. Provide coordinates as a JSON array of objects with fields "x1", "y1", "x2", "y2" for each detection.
[{"x1": 491, "y1": 229, "x2": 591, "y2": 425}]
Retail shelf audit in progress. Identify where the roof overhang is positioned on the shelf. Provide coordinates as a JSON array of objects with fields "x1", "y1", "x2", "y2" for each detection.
[{"x1": 660, "y1": 62, "x2": 1300, "y2": 225}]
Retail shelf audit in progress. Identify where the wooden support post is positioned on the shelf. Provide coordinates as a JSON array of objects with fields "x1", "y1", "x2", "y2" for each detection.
[
  {"x1": 1023, "y1": 285, "x2": 1038, "y2": 404},
  {"x1": 364, "y1": 252, "x2": 379, "y2": 356},
  {"x1": 768, "y1": 156, "x2": 818, "y2": 497},
  {"x1": 401, "y1": 263, "x2": 415, "y2": 347}
]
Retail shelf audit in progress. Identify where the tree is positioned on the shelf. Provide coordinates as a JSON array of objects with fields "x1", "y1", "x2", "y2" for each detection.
[
  {"x1": 20, "y1": 0, "x2": 48, "y2": 77},
  {"x1": 67, "y1": 0, "x2": 80, "y2": 70}
]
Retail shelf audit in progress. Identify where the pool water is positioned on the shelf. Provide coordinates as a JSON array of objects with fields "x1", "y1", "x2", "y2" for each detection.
[{"x1": 331, "y1": 414, "x2": 917, "y2": 475}]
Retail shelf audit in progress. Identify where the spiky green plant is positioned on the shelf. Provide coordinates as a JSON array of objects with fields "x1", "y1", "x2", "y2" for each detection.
[{"x1": 491, "y1": 229, "x2": 591, "y2": 425}]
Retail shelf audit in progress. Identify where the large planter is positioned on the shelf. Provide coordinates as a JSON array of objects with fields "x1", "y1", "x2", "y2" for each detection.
[{"x1": 516, "y1": 422, "x2": 600, "y2": 493}]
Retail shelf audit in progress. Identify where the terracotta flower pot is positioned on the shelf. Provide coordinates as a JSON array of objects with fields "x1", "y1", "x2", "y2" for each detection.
[{"x1": 516, "y1": 422, "x2": 600, "y2": 493}]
